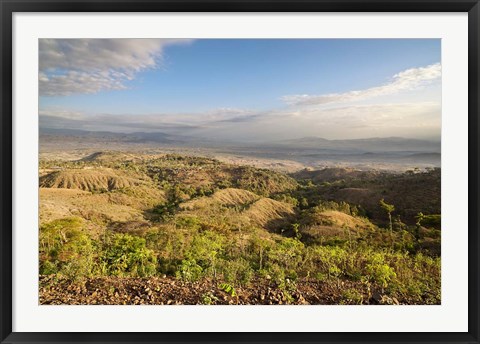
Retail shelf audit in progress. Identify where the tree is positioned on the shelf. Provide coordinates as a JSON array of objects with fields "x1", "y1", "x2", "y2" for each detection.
[
  {"x1": 379, "y1": 198, "x2": 395, "y2": 233},
  {"x1": 415, "y1": 212, "x2": 424, "y2": 227}
]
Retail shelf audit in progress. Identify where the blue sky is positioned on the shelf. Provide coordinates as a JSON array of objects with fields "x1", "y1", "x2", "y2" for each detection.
[{"x1": 39, "y1": 39, "x2": 441, "y2": 141}]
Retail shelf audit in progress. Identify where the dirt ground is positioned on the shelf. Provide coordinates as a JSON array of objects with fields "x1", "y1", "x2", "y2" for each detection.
[{"x1": 39, "y1": 275, "x2": 399, "y2": 305}]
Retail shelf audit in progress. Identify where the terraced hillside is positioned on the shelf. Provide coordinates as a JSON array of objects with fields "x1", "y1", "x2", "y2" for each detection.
[{"x1": 39, "y1": 152, "x2": 441, "y2": 305}]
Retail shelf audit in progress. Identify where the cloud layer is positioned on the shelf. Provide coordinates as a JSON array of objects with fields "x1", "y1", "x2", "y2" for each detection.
[
  {"x1": 39, "y1": 100, "x2": 440, "y2": 142},
  {"x1": 39, "y1": 39, "x2": 191, "y2": 96},
  {"x1": 39, "y1": 60, "x2": 442, "y2": 141},
  {"x1": 282, "y1": 63, "x2": 441, "y2": 106}
]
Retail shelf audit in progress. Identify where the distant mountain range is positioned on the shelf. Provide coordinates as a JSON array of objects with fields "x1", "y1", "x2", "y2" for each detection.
[
  {"x1": 40, "y1": 128, "x2": 440, "y2": 155},
  {"x1": 40, "y1": 128, "x2": 178, "y2": 144}
]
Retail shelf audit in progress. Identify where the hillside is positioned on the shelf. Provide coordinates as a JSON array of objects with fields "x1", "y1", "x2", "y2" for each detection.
[
  {"x1": 180, "y1": 188, "x2": 260, "y2": 210},
  {"x1": 292, "y1": 167, "x2": 382, "y2": 183},
  {"x1": 39, "y1": 152, "x2": 441, "y2": 305},
  {"x1": 292, "y1": 167, "x2": 441, "y2": 226},
  {"x1": 40, "y1": 168, "x2": 150, "y2": 192}
]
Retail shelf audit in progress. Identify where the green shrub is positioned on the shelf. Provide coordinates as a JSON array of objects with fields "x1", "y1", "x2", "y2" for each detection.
[
  {"x1": 175, "y1": 215, "x2": 202, "y2": 230},
  {"x1": 266, "y1": 238, "x2": 304, "y2": 272},
  {"x1": 184, "y1": 230, "x2": 224, "y2": 277},
  {"x1": 101, "y1": 233, "x2": 157, "y2": 277},
  {"x1": 272, "y1": 194, "x2": 299, "y2": 206},
  {"x1": 220, "y1": 258, "x2": 254, "y2": 286},
  {"x1": 152, "y1": 202, "x2": 177, "y2": 221},
  {"x1": 340, "y1": 288, "x2": 364, "y2": 305},
  {"x1": 39, "y1": 217, "x2": 95, "y2": 280},
  {"x1": 416, "y1": 213, "x2": 441, "y2": 228},
  {"x1": 40, "y1": 260, "x2": 58, "y2": 275},
  {"x1": 176, "y1": 258, "x2": 203, "y2": 282}
]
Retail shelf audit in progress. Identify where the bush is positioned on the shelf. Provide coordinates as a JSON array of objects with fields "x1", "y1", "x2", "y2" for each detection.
[
  {"x1": 366, "y1": 260, "x2": 397, "y2": 288},
  {"x1": 175, "y1": 215, "x2": 202, "y2": 230},
  {"x1": 176, "y1": 258, "x2": 203, "y2": 282},
  {"x1": 340, "y1": 288, "x2": 364, "y2": 305},
  {"x1": 219, "y1": 258, "x2": 254, "y2": 286},
  {"x1": 39, "y1": 217, "x2": 95, "y2": 280},
  {"x1": 40, "y1": 260, "x2": 58, "y2": 275},
  {"x1": 272, "y1": 194, "x2": 299, "y2": 207},
  {"x1": 101, "y1": 233, "x2": 157, "y2": 277},
  {"x1": 184, "y1": 230, "x2": 224, "y2": 277},
  {"x1": 266, "y1": 238, "x2": 304, "y2": 272}
]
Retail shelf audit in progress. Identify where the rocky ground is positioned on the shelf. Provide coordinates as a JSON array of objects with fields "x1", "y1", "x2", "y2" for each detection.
[{"x1": 39, "y1": 275, "x2": 400, "y2": 305}]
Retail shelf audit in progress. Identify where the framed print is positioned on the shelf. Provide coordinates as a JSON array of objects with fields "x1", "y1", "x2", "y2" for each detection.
[{"x1": 0, "y1": 0, "x2": 479, "y2": 343}]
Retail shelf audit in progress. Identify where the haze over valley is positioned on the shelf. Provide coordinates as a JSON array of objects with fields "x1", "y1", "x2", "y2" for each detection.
[{"x1": 40, "y1": 128, "x2": 440, "y2": 172}]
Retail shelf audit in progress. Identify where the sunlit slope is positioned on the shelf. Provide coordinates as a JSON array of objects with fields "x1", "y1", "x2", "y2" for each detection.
[{"x1": 39, "y1": 168, "x2": 150, "y2": 192}]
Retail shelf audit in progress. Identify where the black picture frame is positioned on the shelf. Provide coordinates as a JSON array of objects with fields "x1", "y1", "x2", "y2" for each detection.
[{"x1": 1, "y1": 1, "x2": 479, "y2": 343}]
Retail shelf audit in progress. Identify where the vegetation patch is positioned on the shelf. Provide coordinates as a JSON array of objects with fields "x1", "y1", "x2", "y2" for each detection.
[{"x1": 39, "y1": 153, "x2": 441, "y2": 305}]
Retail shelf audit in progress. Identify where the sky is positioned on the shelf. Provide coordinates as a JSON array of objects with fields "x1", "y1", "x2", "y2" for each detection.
[{"x1": 39, "y1": 39, "x2": 441, "y2": 142}]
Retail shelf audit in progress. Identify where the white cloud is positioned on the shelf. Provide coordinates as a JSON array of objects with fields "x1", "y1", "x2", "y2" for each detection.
[
  {"x1": 39, "y1": 99, "x2": 441, "y2": 141},
  {"x1": 309, "y1": 102, "x2": 441, "y2": 128},
  {"x1": 39, "y1": 70, "x2": 130, "y2": 96},
  {"x1": 282, "y1": 63, "x2": 441, "y2": 106},
  {"x1": 230, "y1": 102, "x2": 441, "y2": 141},
  {"x1": 39, "y1": 39, "x2": 192, "y2": 96},
  {"x1": 39, "y1": 59, "x2": 442, "y2": 141},
  {"x1": 38, "y1": 107, "x2": 255, "y2": 134}
]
